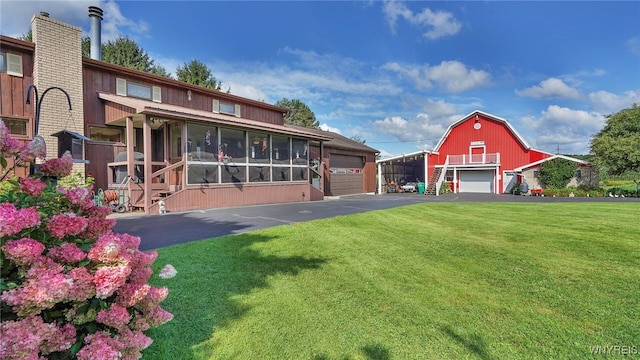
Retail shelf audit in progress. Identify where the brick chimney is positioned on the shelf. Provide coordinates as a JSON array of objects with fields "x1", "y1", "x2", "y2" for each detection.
[{"x1": 31, "y1": 12, "x2": 85, "y2": 172}]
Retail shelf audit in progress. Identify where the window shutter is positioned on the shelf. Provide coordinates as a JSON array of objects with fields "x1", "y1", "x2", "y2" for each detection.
[
  {"x1": 212, "y1": 99, "x2": 220, "y2": 113},
  {"x1": 116, "y1": 78, "x2": 127, "y2": 96},
  {"x1": 152, "y1": 86, "x2": 161, "y2": 103},
  {"x1": 234, "y1": 104, "x2": 241, "y2": 117},
  {"x1": 6, "y1": 53, "x2": 23, "y2": 77}
]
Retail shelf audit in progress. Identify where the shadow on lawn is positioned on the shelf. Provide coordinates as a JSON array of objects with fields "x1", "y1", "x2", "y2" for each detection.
[
  {"x1": 440, "y1": 325, "x2": 493, "y2": 360},
  {"x1": 311, "y1": 343, "x2": 391, "y2": 360},
  {"x1": 145, "y1": 231, "x2": 328, "y2": 359}
]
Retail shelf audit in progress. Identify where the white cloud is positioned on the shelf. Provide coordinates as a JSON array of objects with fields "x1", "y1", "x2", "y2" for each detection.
[
  {"x1": 319, "y1": 123, "x2": 342, "y2": 134},
  {"x1": 383, "y1": 60, "x2": 491, "y2": 93},
  {"x1": 515, "y1": 78, "x2": 581, "y2": 100},
  {"x1": 0, "y1": 1, "x2": 147, "y2": 41},
  {"x1": 382, "y1": 1, "x2": 461, "y2": 40},
  {"x1": 588, "y1": 90, "x2": 640, "y2": 114},
  {"x1": 626, "y1": 36, "x2": 640, "y2": 56},
  {"x1": 520, "y1": 105, "x2": 605, "y2": 154}
]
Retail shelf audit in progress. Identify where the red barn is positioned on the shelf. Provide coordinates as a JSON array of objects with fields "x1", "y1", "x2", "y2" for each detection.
[{"x1": 377, "y1": 110, "x2": 595, "y2": 195}]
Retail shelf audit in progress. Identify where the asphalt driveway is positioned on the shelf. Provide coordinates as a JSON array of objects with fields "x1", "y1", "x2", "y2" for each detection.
[{"x1": 112, "y1": 193, "x2": 639, "y2": 251}]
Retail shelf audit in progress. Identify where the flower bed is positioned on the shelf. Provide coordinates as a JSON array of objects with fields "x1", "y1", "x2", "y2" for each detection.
[{"x1": 1, "y1": 120, "x2": 172, "y2": 359}]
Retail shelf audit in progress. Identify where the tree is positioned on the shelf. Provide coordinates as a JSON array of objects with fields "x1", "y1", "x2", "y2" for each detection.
[
  {"x1": 538, "y1": 158, "x2": 577, "y2": 188},
  {"x1": 101, "y1": 36, "x2": 155, "y2": 72},
  {"x1": 149, "y1": 64, "x2": 172, "y2": 78},
  {"x1": 18, "y1": 29, "x2": 32, "y2": 42},
  {"x1": 350, "y1": 135, "x2": 367, "y2": 144},
  {"x1": 275, "y1": 98, "x2": 319, "y2": 128},
  {"x1": 590, "y1": 103, "x2": 640, "y2": 176},
  {"x1": 175, "y1": 59, "x2": 221, "y2": 90}
]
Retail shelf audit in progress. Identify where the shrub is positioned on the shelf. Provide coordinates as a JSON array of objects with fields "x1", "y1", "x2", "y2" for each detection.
[
  {"x1": 1, "y1": 120, "x2": 173, "y2": 359},
  {"x1": 538, "y1": 158, "x2": 577, "y2": 188}
]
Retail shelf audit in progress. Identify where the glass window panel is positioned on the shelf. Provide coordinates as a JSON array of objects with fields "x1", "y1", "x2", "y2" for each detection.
[
  {"x1": 272, "y1": 135, "x2": 290, "y2": 165},
  {"x1": 2, "y1": 118, "x2": 28, "y2": 136},
  {"x1": 249, "y1": 165, "x2": 270, "y2": 182},
  {"x1": 220, "y1": 128, "x2": 246, "y2": 163},
  {"x1": 272, "y1": 166, "x2": 290, "y2": 181},
  {"x1": 187, "y1": 164, "x2": 218, "y2": 185},
  {"x1": 187, "y1": 123, "x2": 218, "y2": 161},
  {"x1": 220, "y1": 102, "x2": 235, "y2": 115},
  {"x1": 89, "y1": 126, "x2": 121, "y2": 142},
  {"x1": 221, "y1": 164, "x2": 245, "y2": 183},
  {"x1": 292, "y1": 138, "x2": 308, "y2": 165},
  {"x1": 292, "y1": 166, "x2": 308, "y2": 181},
  {"x1": 248, "y1": 132, "x2": 269, "y2": 163},
  {"x1": 127, "y1": 82, "x2": 151, "y2": 99}
]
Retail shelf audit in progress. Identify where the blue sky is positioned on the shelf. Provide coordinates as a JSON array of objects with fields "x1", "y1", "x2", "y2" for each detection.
[{"x1": 2, "y1": 1, "x2": 639, "y2": 157}]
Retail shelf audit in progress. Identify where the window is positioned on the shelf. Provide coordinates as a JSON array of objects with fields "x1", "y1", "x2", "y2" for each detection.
[
  {"x1": 116, "y1": 78, "x2": 161, "y2": 102},
  {"x1": 575, "y1": 169, "x2": 581, "y2": 179},
  {"x1": 187, "y1": 123, "x2": 218, "y2": 161},
  {"x1": 0, "y1": 52, "x2": 23, "y2": 77},
  {"x1": 272, "y1": 135, "x2": 290, "y2": 165},
  {"x1": 89, "y1": 126, "x2": 122, "y2": 142},
  {"x1": 220, "y1": 128, "x2": 246, "y2": 163},
  {"x1": 212, "y1": 99, "x2": 241, "y2": 117},
  {"x1": 533, "y1": 170, "x2": 539, "y2": 178},
  {"x1": 248, "y1": 132, "x2": 269, "y2": 163},
  {"x1": 1, "y1": 117, "x2": 28, "y2": 137}
]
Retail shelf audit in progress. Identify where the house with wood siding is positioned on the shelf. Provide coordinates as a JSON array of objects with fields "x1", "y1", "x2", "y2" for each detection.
[{"x1": 0, "y1": 9, "x2": 378, "y2": 214}]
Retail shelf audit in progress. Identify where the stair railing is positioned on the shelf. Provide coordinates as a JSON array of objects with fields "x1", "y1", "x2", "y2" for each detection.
[{"x1": 435, "y1": 156, "x2": 450, "y2": 196}]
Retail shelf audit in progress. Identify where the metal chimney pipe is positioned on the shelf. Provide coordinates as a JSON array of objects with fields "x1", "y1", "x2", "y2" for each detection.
[{"x1": 88, "y1": 6, "x2": 103, "y2": 60}]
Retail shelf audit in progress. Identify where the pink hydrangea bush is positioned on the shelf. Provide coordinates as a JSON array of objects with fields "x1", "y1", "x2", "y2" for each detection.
[{"x1": 1, "y1": 121, "x2": 173, "y2": 359}]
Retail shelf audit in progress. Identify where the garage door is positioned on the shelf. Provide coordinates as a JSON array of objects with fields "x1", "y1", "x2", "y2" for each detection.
[
  {"x1": 459, "y1": 170, "x2": 494, "y2": 193},
  {"x1": 329, "y1": 155, "x2": 364, "y2": 196}
]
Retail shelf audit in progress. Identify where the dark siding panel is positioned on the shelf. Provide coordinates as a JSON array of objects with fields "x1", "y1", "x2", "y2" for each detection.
[{"x1": 330, "y1": 174, "x2": 363, "y2": 196}]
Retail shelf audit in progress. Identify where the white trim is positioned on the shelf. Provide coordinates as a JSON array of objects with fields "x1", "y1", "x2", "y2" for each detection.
[
  {"x1": 212, "y1": 99, "x2": 220, "y2": 113},
  {"x1": 6, "y1": 53, "x2": 23, "y2": 77},
  {"x1": 514, "y1": 154, "x2": 590, "y2": 172},
  {"x1": 376, "y1": 149, "x2": 433, "y2": 164},
  {"x1": 116, "y1": 78, "x2": 127, "y2": 96},
  {"x1": 152, "y1": 86, "x2": 161, "y2": 103},
  {"x1": 433, "y1": 110, "x2": 532, "y2": 151}
]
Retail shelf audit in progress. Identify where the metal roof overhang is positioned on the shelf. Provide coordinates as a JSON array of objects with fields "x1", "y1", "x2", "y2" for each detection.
[
  {"x1": 376, "y1": 149, "x2": 434, "y2": 164},
  {"x1": 97, "y1": 92, "x2": 332, "y2": 141}
]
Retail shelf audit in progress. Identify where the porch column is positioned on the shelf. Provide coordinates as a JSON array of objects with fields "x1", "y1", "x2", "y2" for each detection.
[
  {"x1": 453, "y1": 167, "x2": 458, "y2": 193},
  {"x1": 319, "y1": 140, "x2": 324, "y2": 193},
  {"x1": 423, "y1": 153, "x2": 428, "y2": 185},
  {"x1": 377, "y1": 161, "x2": 382, "y2": 194},
  {"x1": 125, "y1": 116, "x2": 134, "y2": 205},
  {"x1": 143, "y1": 116, "x2": 152, "y2": 214}
]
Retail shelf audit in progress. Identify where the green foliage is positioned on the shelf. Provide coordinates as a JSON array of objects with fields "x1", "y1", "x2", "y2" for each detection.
[
  {"x1": 349, "y1": 135, "x2": 367, "y2": 144},
  {"x1": 538, "y1": 158, "x2": 576, "y2": 188},
  {"x1": 58, "y1": 172, "x2": 95, "y2": 190},
  {"x1": 175, "y1": 59, "x2": 221, "y2": 90},
  {"x1": 101, "y1": 36, "x2": 155, "y2": 72},
  {"x1": 439, "y1": 181, "x2": 453, "y2": 194},
  {"x1": 275, "y1": 98, "x2": 319, "y2": 128},
  {"x1": 149, "y1": 64, "x2": 172, "y2": 78},
  {"x1": 591, "y1": 103, "x2": 640, "y2": 176},
  {"x1": 18, "y1": 29, "x2": 32, "y2": 42}
]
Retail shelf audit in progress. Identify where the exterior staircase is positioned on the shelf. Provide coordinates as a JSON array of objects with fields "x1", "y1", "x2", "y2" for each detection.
[{"x1": 425, "y1": 167, "x2": 442, "y2": 195}]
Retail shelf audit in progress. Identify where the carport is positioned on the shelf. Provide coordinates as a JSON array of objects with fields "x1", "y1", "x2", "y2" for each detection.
[{"x1": 376, "y1": 150, "x2": 430, "y2": 194}]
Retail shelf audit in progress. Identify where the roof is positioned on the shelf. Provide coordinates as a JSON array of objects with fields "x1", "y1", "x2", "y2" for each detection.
[
  {"x1": 376, "y1": 150, "x2": 433, "y2": 164},
  {"x1": 51, "y1": 129, "x2": 91, "y2": 141},
  {"x1": 433, "y1": 110, "x2": 532, "y2": 151},
  {"x1": 287, "y1": 125, "x2": 379, "y2": 153},
  {"x1": 84, "y1": 58, "x2": 290, "y2": 114},
  {"x1": 97, "y1": 92, "x2": 332, "y2": 141},
  {"x1": 514, "y1": 154, "x2": 591, "y2": 172}
]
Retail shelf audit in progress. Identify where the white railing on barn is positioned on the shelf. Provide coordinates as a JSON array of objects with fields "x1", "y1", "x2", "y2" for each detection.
[{"x1": 447, "y1": 153, "x2": 499, "y2": 165}]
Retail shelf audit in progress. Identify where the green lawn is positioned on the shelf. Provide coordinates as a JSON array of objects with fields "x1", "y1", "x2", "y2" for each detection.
[{"x1": 143, "y1": 202, "x2": 639, "y2": 359}]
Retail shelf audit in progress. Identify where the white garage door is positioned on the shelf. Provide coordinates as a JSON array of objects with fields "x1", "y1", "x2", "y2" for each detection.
[{"x1": 459, "y1": 170, "x2": 494, "y2": 193}]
